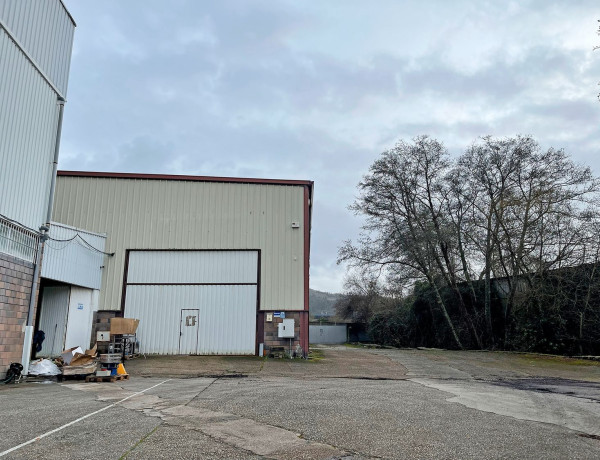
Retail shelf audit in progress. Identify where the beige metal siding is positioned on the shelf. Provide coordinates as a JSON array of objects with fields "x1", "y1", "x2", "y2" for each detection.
[
  {"x1": 0, "y1": 26, "x2": 60, "y2": 230},
  {"x1": 0, "y1": 0, "x2": 75, "y2": 96},
  {"x1": 53, "y1": 177, "x2": 306, "y2": 311}
]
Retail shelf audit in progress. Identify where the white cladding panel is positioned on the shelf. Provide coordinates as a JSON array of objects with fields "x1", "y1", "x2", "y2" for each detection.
[
  {"x1": 127, "y1": 251, "x2": 258, "y2": 284},
  {"x1": 0, "y1": 27, "x2": 60, "y2": 230},
  {"x1": 0, "y1": 0, "x2": 75, "y2": 96},
  {"x1": 38, "y1": 285, "x2": 70, "y2": 357},
  {"x1": 309, "y1": 324, "x2": 347, "y2": 344},
  {"x1": 42, "y1": 222, "x2": 106, "y2": 289},
  {"x1": 53, "y1": 177, "x2": 306, "y2": 311},
  {"x1": 125, "y1": 285, "x2": 257, "y2": 355}
]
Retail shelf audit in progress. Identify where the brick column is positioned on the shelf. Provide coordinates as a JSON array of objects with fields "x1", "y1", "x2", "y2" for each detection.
[{"x1": 0, "y1": 253, "x2": 36, "y2": 379}]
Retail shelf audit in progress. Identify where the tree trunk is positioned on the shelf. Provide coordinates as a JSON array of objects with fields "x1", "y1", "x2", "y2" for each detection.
[{"x1": 429, "y1": 277, "x2": 463, "y2": 349}]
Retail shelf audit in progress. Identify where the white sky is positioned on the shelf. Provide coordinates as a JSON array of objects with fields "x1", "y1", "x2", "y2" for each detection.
[{"x1": 61, "y1": 0, "x2": 600, "y2": 293}]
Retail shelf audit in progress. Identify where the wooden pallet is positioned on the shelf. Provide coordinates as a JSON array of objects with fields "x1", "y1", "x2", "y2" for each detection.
[{"x1": 85, "y1": 373, "x2": 129, "y2": 383}]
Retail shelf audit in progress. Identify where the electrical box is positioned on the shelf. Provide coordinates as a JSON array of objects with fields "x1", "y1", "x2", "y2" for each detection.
[
  {"x1": 96, "y1": 331, "x2": 110, "y2": 342},
  {"x1": 291, "y1": 221, "x2": 300, "y2": 228},
  {"x1": 278, "y1": 319, "x2": 295, "y2": 338},
  {"x1": 266, "y1": 313, "x2": 273, "y2": 322}
]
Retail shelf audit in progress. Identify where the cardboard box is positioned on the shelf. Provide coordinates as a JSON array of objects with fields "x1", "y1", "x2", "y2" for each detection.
[
  {"x1": 62, "y1": 362, "x2": 97, "y2": 376},
  {"x1": 62, "y1": 345, "x2": 96, "y2": 367},
  {"x1": 110, "y1": 318, "x2": 139, "y2": 335},
  {"x1": 61, "y1": 347, "x2": 83, "y2": 365}
]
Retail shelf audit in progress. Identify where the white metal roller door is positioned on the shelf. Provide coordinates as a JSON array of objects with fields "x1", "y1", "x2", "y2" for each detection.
[
  {"x1": 38, "y1": 286, "x2": 70, "y2": 357},
  {"x1": 123, "y1": 250, "x2": 258, "y2": 355}
]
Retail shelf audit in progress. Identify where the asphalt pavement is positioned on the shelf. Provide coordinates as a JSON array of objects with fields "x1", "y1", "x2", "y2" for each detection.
[{"x1": 0, "y1": 347, "x2": 598, "y2": 459}]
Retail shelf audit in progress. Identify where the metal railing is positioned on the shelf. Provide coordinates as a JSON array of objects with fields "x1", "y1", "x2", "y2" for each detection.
[{"x1": 0, "y1": 216, "x2": 39, "y2": 263}]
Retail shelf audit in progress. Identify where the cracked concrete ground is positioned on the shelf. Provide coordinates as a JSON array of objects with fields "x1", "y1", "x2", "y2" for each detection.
[{"x1": 0, "y1": 346, "x2": 599, "y2": 459}]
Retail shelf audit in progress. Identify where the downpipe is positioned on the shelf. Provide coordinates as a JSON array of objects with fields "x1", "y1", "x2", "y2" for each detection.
[{"x1": 21, "y1": 97, "x2": 66, "y2": 376}]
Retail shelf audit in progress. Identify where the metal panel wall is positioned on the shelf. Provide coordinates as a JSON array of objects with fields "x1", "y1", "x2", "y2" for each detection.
[
  {"x1": 309, "y1": 324, "x2": 348, "y2": 344},
  {"x1": 0, "y1": 27, "x2": 61, "y2": 231},
  {"x1": 127, "y1": 251, "x2": 258, "y2": 284},
  {"x1": 41, "y1": 222, "x2": 106, "y2": 289},
  {"x1": 125, "y1": 285, "x2": 257, "y2": 354},
  {"x1": 0, "y1": 0, "x2": 75, "y2": 96},
  {"x1": 37, "y1": 285, "x2": 70, "y2": 357},
  {"x1": 53, "y1": 177, "x2": 306, "y2": 311}
]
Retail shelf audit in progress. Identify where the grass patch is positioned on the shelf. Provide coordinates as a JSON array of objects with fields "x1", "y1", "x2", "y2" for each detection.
[
  {"x1": 516, "y1": 353, "x2": 600, "y2": 367},
  {"x1": 308, "y1": 348, "x2": 325, "y2": 362},
  {"x1": 343, "y1": 343, "x2": 364, "y2": 349}
]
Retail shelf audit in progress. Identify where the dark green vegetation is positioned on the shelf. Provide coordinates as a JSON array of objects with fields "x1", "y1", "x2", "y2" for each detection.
[
  {"x1": 309, "y1": 289, "x2": 342, "y2": 318},
  {"x1": 338, "y1": 135, "x2": 600, "y2": 355}
]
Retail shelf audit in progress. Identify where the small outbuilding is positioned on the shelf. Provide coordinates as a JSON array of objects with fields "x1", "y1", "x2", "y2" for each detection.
[{"x1": 52, "y1": 171, "x2": 313, "y2": 357}]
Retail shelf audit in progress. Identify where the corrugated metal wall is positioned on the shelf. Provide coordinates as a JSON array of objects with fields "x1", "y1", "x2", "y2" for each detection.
[
  {"x1": 0, "y1": 0, "x2": 75, "y2": 231},
  {"x1": 0, "y1": 27, "x2": 59, "y2": 230},
  {"x1": 41, "y1": 222, "x2": 106, "y2": 289},
  {"x1": 0, "y1": 0, "x2": 75, "y2": 96},
  {"x1": 53, "y1": 177, "x2": 306, "y2": 311},
  {"x1": 37, "y1": 285, "x2": 70, "y2": 357},
  {"x1": 125, "y1": 285, "x2": 257, "y2": 354},
  {"x1": 127, "y1": 251, "x2": 258, "y2": 284},
  {"x1": 309, "y1": 324, "x2": 348, "y2": 344}
]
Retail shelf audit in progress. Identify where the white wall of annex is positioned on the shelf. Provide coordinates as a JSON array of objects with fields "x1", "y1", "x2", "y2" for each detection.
[{"x1": 42, "y1": 222, "x2": 106, "y2": 290}]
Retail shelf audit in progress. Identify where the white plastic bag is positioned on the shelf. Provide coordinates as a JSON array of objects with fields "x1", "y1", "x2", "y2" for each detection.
[{"x1": 28, "y1": 358, "x2": 61, "y2": 376}]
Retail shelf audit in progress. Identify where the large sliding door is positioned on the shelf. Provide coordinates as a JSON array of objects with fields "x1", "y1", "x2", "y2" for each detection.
[{"x1": 123, "y1": 250, "x2": 258, "y2": 355}]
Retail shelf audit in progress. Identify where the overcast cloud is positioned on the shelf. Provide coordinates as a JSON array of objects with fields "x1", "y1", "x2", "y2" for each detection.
[{"x1": 60, "y1": 0, "x2": 600, "y2": 293}]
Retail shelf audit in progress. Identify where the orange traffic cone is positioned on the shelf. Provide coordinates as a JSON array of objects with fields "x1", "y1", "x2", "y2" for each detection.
[{"x1": 117, "y1": 363, "x2": 127, "y2": 375}]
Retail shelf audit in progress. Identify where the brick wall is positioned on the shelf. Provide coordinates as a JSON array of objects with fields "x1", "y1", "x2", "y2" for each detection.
[
  {"x1": 263, "y1": 312, "x2": 304, "y2": 357},
  {"x1": 91, "y1": 310, "x2": 121, "y2": 353},
  {"x1": 0, "y1": 252, "x2": 36, "y2": 379}
]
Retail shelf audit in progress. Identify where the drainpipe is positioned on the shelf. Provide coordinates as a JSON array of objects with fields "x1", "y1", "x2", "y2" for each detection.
[
  {"x1": 45, "y1": 97, "x2": 65, "y2": 227},
  {"x1": 21, "y1": 97, "x2": 66, "y2": 375}
]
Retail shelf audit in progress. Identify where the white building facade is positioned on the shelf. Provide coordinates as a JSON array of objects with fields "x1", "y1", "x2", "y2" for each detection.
[{"x1": 0, "y1": 0, "x2": 75, "y2": 377}]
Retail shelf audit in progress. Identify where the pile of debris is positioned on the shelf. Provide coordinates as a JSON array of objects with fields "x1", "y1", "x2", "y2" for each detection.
[{"x1": 26, "y1": 317, "x2": 139, "y2": 383}]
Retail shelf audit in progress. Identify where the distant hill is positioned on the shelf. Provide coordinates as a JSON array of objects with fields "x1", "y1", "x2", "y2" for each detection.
[{"x1": 309, "y1": 289, "x2": 343, "y2": 318}]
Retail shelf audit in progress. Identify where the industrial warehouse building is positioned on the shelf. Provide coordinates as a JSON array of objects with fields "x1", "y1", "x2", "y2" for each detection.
[{"x1": 52, "y1": 171, "x2": 313, "y2": 356}]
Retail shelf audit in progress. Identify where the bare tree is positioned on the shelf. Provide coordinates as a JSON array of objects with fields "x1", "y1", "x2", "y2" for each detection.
[
  {"x1": 339, "y1": 136, "x2": 464, "y2": 348},
  {"x1": 457, "y1": 136, "x2": 599, "y2": 344},
  {"x1": 340, "y1": 134, "x2": 600, "y2": 352}
]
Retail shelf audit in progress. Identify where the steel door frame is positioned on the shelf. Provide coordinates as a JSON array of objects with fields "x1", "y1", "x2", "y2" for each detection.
[{"x1": 179, "y1": 308, "x2": 200, "y2": 354}]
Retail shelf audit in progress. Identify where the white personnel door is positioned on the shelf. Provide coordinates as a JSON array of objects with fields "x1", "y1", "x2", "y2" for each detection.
[{"x1": 179, "y1": 308, "x2": 199, "y2": 354}]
